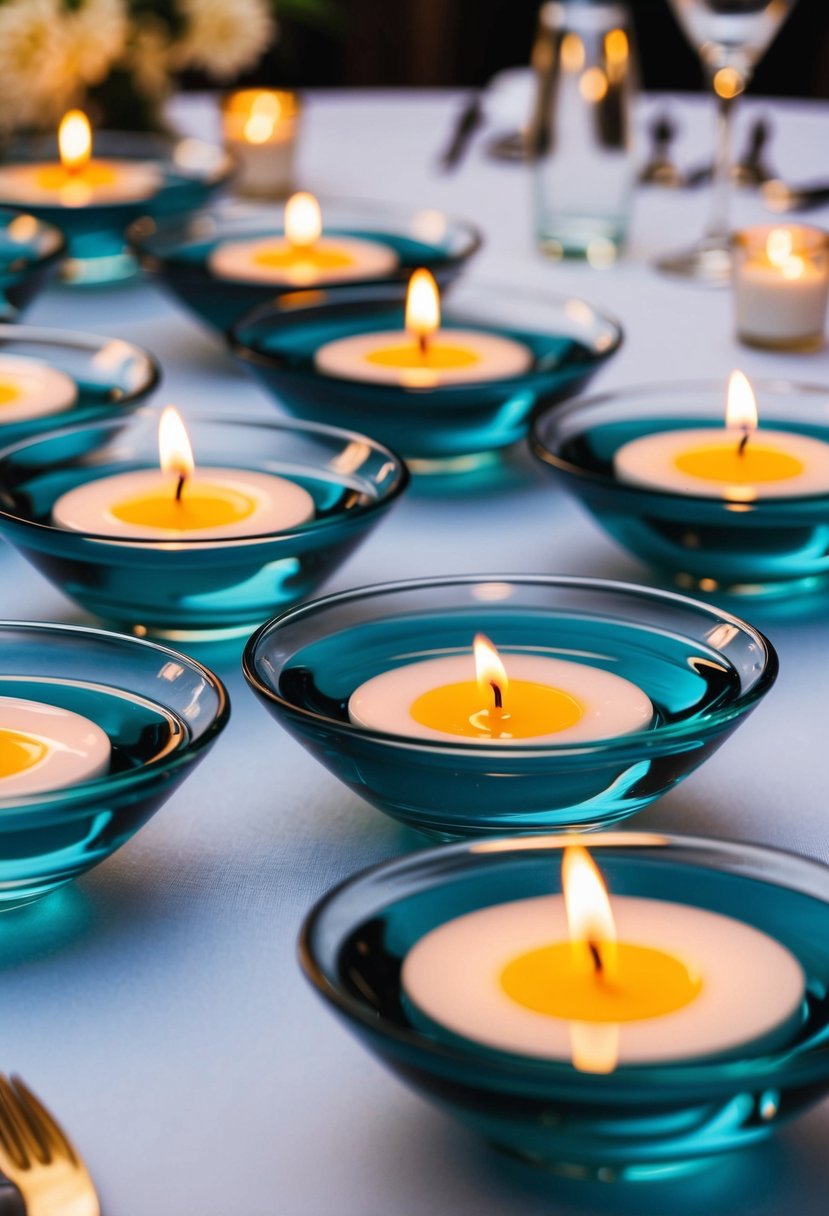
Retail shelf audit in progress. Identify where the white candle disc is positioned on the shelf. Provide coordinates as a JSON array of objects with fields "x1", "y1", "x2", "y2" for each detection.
[
  {"x1": 0, "y1": 696, "x2": 111, "y2": 798},
  {"x1": 0, "y1": 161, "x2": 162, "y2": 208},
  {"x1": 403, "y1": 895, "x2": 805, "y2": 1064},
  {"x1": 349, "y1": 654, "x2": 653, "y2": 744},
  {"x1": 0, "y1": 354, "x2": 77, "y2": 424},
  {"x1": 315, "y1": 328, "x2": 533, "y2": 387},
  {"x1": 208, "y1": 235, "x2": 399, "y2": 285}
]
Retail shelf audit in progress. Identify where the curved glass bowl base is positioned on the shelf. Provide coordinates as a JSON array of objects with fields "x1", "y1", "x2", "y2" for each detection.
[
  {"x1": 406, "y1": 448, "x2": 502, "y2": 477},
  {"x1": 244, "y1": 576, "x2": 776, "y2": 838},
  {"x1": 531, "y1": 380, "x2": 829, "y2": 602},
  {"x1": 0, "y1": 623, "x2": 227, "y2": 907},
  {"x1": 301, "y1": 834, "x2": 829, "y2": 1179},
  {"x1": 62, "y1": 248, "x2": 138, "y2": 286}
]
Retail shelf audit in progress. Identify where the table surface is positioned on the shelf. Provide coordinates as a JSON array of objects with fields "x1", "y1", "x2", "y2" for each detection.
[{"x1": 5, "y1": 87, "x2": 829, "y2": 1216}]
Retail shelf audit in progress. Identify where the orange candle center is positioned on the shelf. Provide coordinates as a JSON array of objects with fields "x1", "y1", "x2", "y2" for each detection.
[
  {"x1": 0, "y1": 729, "x2": 48, "y2": 779},
  {"x1": 501, "y1": 941, "x2": 701, "y2": 1022},
  {"x1": 366, "y1": 342, "x2": 481, "y2": 370},
  {"x1": 674, "y1": 442, "x2": 804, "y2": 484},
  {"x1": 110, "y1": 481, "x2": 256, "y2": 531},
  {"x1": 410, "y1": 678, "x2": 584, "y2": 740}
]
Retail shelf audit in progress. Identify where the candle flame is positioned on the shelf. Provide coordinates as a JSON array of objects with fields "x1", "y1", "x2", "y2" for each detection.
[
  {"x1": 159, "y1": 406, "x2": 195, "y2": 487},
  {"x1": 473, "y1": 633, "x2": 508, "y2": 710},
  {"x1": 58, "y1": 110, "x2": 92, "y2": 174},
  {"x1": 766, "y1": 227, "x2": 805, "y2": 280},
  {"x1": 243, "y1": 91, "x2": 283, "y2": 144},
  {"x1": 726, "y1": 370, "x2": 758, "y2": 441},
  {"x1": 285, "y1": 192, "x2": 322, "y2": 249},
  {"x1": 405, "y1": 269, "x2": 440, "y2": 347},
  {"x1": 562, "y1": 845, "x2": 618, "y2": 982}
]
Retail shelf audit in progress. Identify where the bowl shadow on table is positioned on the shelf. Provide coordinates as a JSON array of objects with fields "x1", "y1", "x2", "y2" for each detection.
[{"x1": 405, "y1": 443, "x2": 549, "y2": 500}]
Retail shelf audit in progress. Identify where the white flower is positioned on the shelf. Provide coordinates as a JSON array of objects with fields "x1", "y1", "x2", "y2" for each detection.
[
  {"x1": 0, "y1": 0, "x2": 72, "y2": 125},
  {"x1": 174, "y1": 0, "x2": 275, "y2": 81},
  {"x1": 127, "y1": 15, "x2": 176, "y2": 102},
  {"x1": 64, "y1": 0, "x2": 129, "y2": 87}
]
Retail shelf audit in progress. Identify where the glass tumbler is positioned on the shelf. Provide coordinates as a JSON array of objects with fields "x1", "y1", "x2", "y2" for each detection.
[{"x1": 529, "y1": 1, "x2": 639, "y2": 263}]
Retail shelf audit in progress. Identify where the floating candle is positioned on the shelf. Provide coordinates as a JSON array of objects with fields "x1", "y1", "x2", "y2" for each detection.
[
  {"x1": 614, "y1": 371, "x2": 829, "y2": 500},
  {"x1": 0, "y1": 696, "x2": 110, "y2": 798},
  {"x1": 52, "y1": 406, "x2": 315, "y2": 540},
  {"x1": 0, "y1": 111, "x2": 161, "y2": 208},
  {"x1": 208, "y1": 191, "x2": 399, "y2": 285},
  {"x1": 403, "y1": 845, "x2": 805, "y2": 1070},
  {"x1": 315, "y1": 268, "x2": 534, "y2": 387},
  {"x1": 349, "y1": 632, "x2": 653, "y2": 744},
  {"x1": 0, "y1": 354, "x2": 77, "y2": 424},
  {"x1": 733, "y1": 225, "x2": 829, "y2": 350}
]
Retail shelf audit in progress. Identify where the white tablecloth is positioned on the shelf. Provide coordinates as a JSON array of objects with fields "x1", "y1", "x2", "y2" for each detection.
[{"x1": 5, "y1": 89, "x2": 829, "y2": 1216}]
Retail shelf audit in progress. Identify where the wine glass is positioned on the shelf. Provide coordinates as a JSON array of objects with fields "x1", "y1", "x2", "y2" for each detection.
[{"x1": 657, "y1": 0, "x2": 797, "y2": 284}]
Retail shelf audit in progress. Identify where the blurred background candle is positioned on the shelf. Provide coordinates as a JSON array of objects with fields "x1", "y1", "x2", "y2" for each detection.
[
  {"x1": 349, "y1": 631, "x2": 653, "y2": 743},
  {"x1": 403, "y1": 845, "x2": 805, "y2": 1070},
  {"x1": 614, "y1": 370, "x2": 829, "y2": 499},
  {"x1": 0, "y1": 111, "x2": 161, "y2": 208},
  {"x1": 315, "y1": 268, "x2": 533, "y2": 386},
  {"x1": 733, "y1": 224, "x2": 829, "y2": 351},
  {"x1": 209, "y1": 190, "x2": 400, "y2": 285},
  {"x1": 0, "y1": 355, "x2": 77, "y2": 424},
  {"x1": 221, "y1": 89, "x2": 302, "y2": 199},
  {"x1": 52, "y1": 406, "x2": 315, "y2": 540}
]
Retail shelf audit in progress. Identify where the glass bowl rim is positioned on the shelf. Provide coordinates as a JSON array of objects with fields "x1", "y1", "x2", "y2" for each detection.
[
  {"x1": 299, "y1": 829, "x2": 829, "y2": 1089},
  {"x1": 0, "y1": 409, "x2": 410, "y2": 547},
  {"x1": 0, "y1": 321, "x2": 161, "y2": 404},
  {"x1": 129, "y1": 192, "x2": 485, "y2": 262},
  {"x1": 530, "y1": 376, "x2": 829, "y2": 505},
  {"x1": 0, "y1": 619, "x2": 230, "y2": 813},
  {"x1": 0, "y1": 207, "x2": 67, "y2": 266},
  {"x1": 228, "y1": 279, "x2": 625, "y2": 396},
  {"x1": 243, "y1": 572, "x2": 778, "y2": 753}
]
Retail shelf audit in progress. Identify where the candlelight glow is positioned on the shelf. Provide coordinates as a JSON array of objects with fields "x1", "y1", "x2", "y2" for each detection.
[
  {"x1": 405, "y1": 268, "x2": 441, "y2": 345},
  {"x1": 473, "y1": 633, "x2": 509, "y2": 708},
  {"x1": 560, "y1": 32, "x2": 585, "y2": 73},
  {"x1": 58, "y1": 110, "x2": 92, "y2": 174},
  {"x1": 159, "y1": 407, "x2": 194, "y2": 483},
  {"x1": 713, "y1": 67, "x2": 744, "y2": 100},
  {"x1": 243, "y1": 92, "x2": 283, "y2": 144},
  {"x1": 605, "y1": 28, "x2": 629, "y2": 74},
  {"x1": 562, "y1": 845, "x2": 618, "y2": 981},
  {"x1": 285, "y1": 192, "x2": 322, "y2": 249},
  {"x1": 579, "y1": 67, "x2": 609, "y2": 103},
  {"x1": 569, "y1": 1021, "x2": 620, "y2": 1075},
  {"x1": 726, "y1": 370, "x2": 758, "y2": 437},
  {"x1": 766, "y1": 227, "x2": 805, "y2": 280}
]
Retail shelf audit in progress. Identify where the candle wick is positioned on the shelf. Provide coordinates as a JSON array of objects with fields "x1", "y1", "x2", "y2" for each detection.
[
  {"x1": 588, "y1": 940, "x2": 603, "y2": 975},
  {"x1": 418, "y1": 333, "x2": 429, "y2": 358},
  {"x1": 490, "y1": 680, "x2": 503, "y2": 711},
  {"x1": 737, "y1": 430, "x2": 750, "y2": 458},
  {"x1": 175, "y1": 473, "x2": 186, "y2": 503}
]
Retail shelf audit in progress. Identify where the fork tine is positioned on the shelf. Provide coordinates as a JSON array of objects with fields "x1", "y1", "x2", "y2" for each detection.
[
  {"x1": 9, "y1": 1077, "x2": 77, "y2": 1165},
  {"x1": 0, "y1": 1076, "x2": 48, "y2": 1165},
  {"x1": 0, "y1": 1080, "x2": 29, "y2": 1173}
]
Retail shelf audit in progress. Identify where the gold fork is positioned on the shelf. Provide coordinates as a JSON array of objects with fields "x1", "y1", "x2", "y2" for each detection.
[{"x1": 0, "y1": 1075, "x2": 99, "y2": 1216}]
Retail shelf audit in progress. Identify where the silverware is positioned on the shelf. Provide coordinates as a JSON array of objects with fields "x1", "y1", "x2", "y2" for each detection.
[
  {"x1": 762, "y1": 178, "x2": 829, "y2": 213},
  {"x1": 436, "y1": 93, "x2": 484, "y2": 172},
  {"x1": 0, "y1": 1076, "x2": 99, "y2": 1216},
  {"x1": 685, "y1": 116, "x2": 776, "y2": 188},
  {"x1": 639, "y1": 112, "x2": 683, "y2": 187}
]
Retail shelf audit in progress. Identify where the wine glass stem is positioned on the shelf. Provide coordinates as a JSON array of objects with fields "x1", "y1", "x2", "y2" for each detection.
[{"x1": 704, "y1": 89, "x2": 736, "y2": 245}]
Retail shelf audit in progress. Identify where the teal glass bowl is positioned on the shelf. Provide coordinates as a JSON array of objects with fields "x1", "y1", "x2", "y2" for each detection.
[
  {"x1": 243, "y1": 575, "x2": 776, "y2": 837},
  {"x1": 0, "y1": 323, "x2": 159, "y2": 451},
  {"x1": 0, "y1": 209, "x2": 66, "y2": 319},
  {"x1": 130, "y1": 198, "x2": 482, "y2": 333},
  {"x1": 0, "y1": 412, "x2": 408, "y2": 641},
  {"x1": 0, "y1": 132, "x2": 233, "y2": 285},
  {"x1": 300, "y1": 832, "x2": 829, "y2": 1179},
  {"x1": 531, "y1": 379, "x2": 829, "y2": 599},
  {"x1": 0, "y1": 621, "x2": 228, "y2": 907},
  {"x1": 229, "y1": 281, "x2": 622, "y2": 471}
]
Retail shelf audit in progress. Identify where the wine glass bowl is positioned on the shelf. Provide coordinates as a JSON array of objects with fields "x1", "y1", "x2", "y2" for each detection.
[{"x1": 657, "y1": 0, "x2": 796, "y2": 284}]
